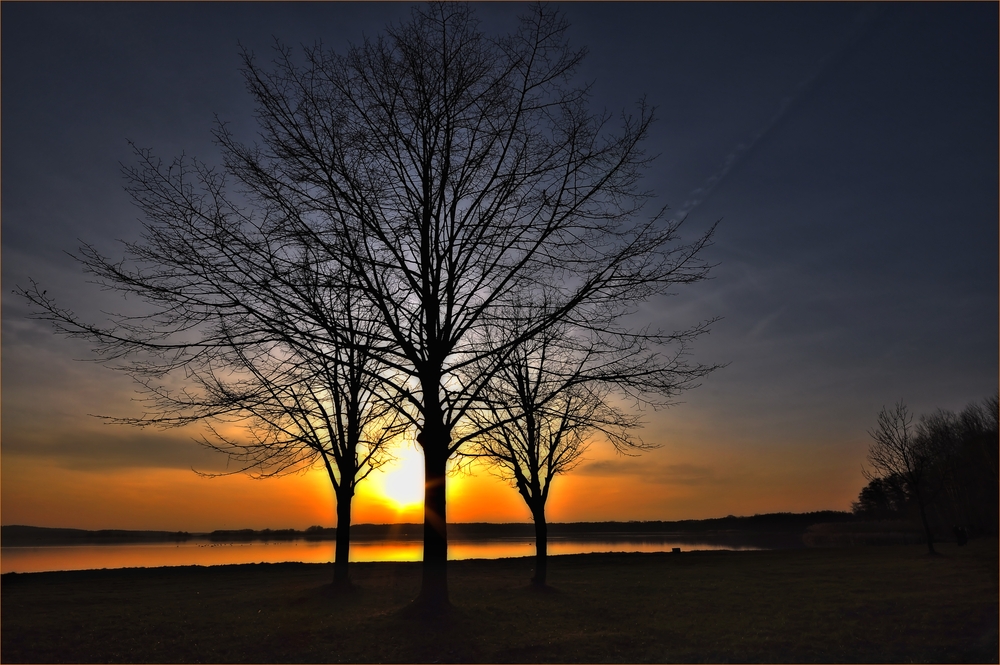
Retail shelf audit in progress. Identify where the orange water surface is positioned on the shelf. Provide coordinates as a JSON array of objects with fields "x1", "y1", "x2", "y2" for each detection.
[{"x1": 0, "y1": 538, "x2": 761, "y2": 574}]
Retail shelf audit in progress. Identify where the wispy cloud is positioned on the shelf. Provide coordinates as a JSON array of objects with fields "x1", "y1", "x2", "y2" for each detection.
[
  {"x1": 2, "y1": 428, "x2": 232, "y2": 473},
  {"x1": 672, "y1": 5, "x2": 885, "y2": 222},
  {"x1": 577, "y1": 459, "x2": 717, "y2": 486}
]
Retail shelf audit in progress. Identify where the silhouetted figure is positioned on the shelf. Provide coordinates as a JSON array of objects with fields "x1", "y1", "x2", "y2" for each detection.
[{"x1": 953, "y1": 525, "x2": 968, "y2": 546}]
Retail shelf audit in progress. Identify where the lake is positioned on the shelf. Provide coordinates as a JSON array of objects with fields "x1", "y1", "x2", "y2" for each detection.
[{"x1": 0, "y1": 537, "x2": 764, "y2": 573}]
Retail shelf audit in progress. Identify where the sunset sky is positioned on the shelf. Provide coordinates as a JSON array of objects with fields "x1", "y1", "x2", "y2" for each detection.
[{"x1": 3, "y1": 3, "x2": 997, "y2": 532}]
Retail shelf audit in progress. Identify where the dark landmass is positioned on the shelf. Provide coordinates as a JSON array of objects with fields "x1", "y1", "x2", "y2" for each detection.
[
  {"x1": 0, "y1": 526, "x2": 196, "y2": 546},
  {"x1": 1, "y1": 511, "x2": 854, "y2": 548},
  {"x1": 2, "y1": 539, "x2": 995, "y2": 663}
]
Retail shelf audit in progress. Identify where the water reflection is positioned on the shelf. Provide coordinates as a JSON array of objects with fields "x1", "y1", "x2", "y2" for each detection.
[{"x1": 1, "y1": 538, "x2": 762, "y2": 574}]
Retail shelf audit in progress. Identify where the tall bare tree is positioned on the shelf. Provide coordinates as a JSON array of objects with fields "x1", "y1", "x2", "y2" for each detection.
[
  {"x1": 909, "y1": 396, "x2": 998, "y2": 536},
  {"x1": 21, "y1": 3, "x2": 718, "y2": 611},
  {"x1": 865, "y1": 402, "x2": 937, "y2": 554},
  {"x1": 219, "y1": 3, "x2": 716, "y2": 610}
]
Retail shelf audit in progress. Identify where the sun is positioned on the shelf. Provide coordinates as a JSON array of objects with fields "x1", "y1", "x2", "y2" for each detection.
[{"x1": 374, "y1": 443, "x2": 425, "y2": 511}]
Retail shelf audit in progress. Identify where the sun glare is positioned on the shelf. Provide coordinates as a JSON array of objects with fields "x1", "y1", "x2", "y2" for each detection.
[{"x1": 375, "y1": 443, "x2": 425, "y2": 511}]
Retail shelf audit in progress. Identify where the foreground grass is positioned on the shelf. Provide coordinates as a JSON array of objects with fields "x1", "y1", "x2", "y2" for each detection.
[{"x1": 2, "y1": 539, "x2": 996, "y2": 663}]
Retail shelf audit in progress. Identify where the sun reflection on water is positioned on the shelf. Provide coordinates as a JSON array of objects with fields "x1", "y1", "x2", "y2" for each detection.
[{"x1": 1, "y1": 538, "x2": 763, "y2": 573}]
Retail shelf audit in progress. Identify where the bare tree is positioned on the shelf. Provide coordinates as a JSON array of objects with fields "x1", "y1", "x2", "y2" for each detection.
[
  {"x1": 193, "y1": 345, "x2": 404, "y2": 590},
  {"x1": 20, "y1": 2, "x2": 718, "y2": 612},
  {"x1": 463, "y1": 293, "x2": 716, "y2": 587},
  {"x1": 865, "y1": 402, "x2": 937, "y2": 554},
  {"x1": 178, "y1": 283, "x2": 406, "y2": 589},
  {"x1": 219, "y1": 3, "x2": 716, "y2": 610},
  {"x1": 911, "y1": 396, "x2": 999, "y2": 537},
  {"x1": 470, "y1": 338, "x2": 604, "y2": 587},
  {"x1": 18, "y1": 147, "x2": 404, "y2": 589}
]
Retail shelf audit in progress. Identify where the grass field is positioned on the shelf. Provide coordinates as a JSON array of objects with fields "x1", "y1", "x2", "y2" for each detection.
[{"x1": 2, "y1": 538, "x2": 996, "y2": 663}]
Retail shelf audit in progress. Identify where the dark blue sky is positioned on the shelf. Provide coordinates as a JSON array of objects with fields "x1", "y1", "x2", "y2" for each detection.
[{"x1": 3, "y1": 3, "x2": 997, "y2": 527}]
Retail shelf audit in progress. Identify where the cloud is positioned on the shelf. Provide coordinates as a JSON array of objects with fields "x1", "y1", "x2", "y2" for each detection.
[
  {"x1": 746, "y1": 305, "x2": 788, "y2": 340},
  {"x1": 671, "y1": 5, "x2": 886, "y2": 222},
  {"x1": 2, "y1": 427, "x2": 235, "y2": 473},
  {"x1": 577, "y1": 459, "x2": 717, "y2": 486}
]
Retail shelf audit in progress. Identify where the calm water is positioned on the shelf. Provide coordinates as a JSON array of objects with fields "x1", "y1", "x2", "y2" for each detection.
[{"x1": 0, "y1": 538, "x2": 762, "y2": 574}]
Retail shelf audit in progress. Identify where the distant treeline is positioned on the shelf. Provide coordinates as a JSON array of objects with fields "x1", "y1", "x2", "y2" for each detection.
[
  {"x1": 0, "y1": 526, "x2": 195, "y2": 547},
  {"x1": 2, "y1": 512, "x2": 852, "y2": 547},
  {"x1": 853, "y1": 394, "x2": 998, "y2": 537}
]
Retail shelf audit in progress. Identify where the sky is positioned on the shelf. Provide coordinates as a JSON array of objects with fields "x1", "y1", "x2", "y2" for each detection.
[{"x1": 3, "y1": 3, "x2": 997, "y2": 532}]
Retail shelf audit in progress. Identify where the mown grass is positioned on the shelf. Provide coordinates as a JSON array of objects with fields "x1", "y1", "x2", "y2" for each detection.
[{"x1": 2, "y1": 538, "x2": 996, "y2": 663}]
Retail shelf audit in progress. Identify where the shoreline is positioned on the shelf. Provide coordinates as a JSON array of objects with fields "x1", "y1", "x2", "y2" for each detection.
[
  {"x1": 3, "y1": 540, "x2": 996, "y2": 663},
  {"x1": 1, "y1": 510, "x2": 852, "y2": 547}
]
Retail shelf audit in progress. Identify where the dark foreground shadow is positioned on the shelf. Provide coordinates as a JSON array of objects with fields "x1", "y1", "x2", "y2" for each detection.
[
  {"x1": 528, "y1": 582, "x2": 560, "y2": 594},
  {"x1": 295, "y1": 580, "x2": 362, "y2": 607},
  {"x1": 395, "y1": 596, "x2": 454, "y2": 621}
]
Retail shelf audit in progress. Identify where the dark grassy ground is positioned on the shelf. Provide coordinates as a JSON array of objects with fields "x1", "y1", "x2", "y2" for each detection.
[{"x1": 2, "y1": 538, "x2": 996, "y2": 663}]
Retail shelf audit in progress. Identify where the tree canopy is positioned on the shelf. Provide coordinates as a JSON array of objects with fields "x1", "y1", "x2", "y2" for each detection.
[{"x1": 19, "y1": 2, "x2": 719, "y2": 610}]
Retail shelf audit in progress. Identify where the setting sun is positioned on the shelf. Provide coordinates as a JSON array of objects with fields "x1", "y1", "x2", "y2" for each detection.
[{"x1": 369, "y1": 443, "x2": 425, "y2": 512}]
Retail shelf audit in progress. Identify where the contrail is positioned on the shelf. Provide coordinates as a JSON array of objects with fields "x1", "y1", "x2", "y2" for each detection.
[{"x1": 672, "y1": 5, "x2": 886, "y2": 222}]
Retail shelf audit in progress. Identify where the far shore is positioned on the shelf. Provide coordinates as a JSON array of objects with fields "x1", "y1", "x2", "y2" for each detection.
[{"x1": 1, "y1": 511, "x2": 855, "y2": 548}]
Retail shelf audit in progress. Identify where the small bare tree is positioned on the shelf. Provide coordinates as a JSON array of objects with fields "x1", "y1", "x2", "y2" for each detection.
[
  {"x1": 179, "y1": 287, "x2": 405, "y2": 588},
  {"x1": 865, "y1": 402, "x2": 937, "y2": 554},
  {"x1": 468, "y1": 340, "x2": 633, "y2": 588},
  {"x1": 466, "y1": 305, "x2": 714, "y2": 587},
  {"x1": 18, "y1": 148, "x2": 404, "y2": 589}
]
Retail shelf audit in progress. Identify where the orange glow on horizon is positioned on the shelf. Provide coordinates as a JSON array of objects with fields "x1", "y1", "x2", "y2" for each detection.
[
  {"x1": 2, "y1": 422, "x2": 869, "y2": 531},
  {"x1": 353, "y1": 443, "x2": 533, "y2": 525}
]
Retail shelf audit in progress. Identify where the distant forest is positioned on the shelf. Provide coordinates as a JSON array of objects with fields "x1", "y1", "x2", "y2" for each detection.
[
  {"x1": 853, "y1": 394, "x2": 998, "y2": 537},
  {"x1": 2, "y1": 511, "x2": 853, "y2": 548}
]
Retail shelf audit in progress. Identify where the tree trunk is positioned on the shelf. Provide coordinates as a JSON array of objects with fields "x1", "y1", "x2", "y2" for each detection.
[
  {"x1": 915, "y1": 492, "x2": 937, "y2": 555},
  {"x1": 531, "y1": 506, "x2": 548, "y2": 587},
  {"x1": 333, "y1": 487, "x2": 353, "y2": 588},
  {"x1": 415, "y1": 431, "x2": 450, "y2": 612}
]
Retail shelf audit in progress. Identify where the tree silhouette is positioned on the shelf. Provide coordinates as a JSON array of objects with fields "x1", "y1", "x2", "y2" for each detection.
[
  {"x1": 852, "y1": 473, "x2": 910, "y2": 519},
  {"x1": 220, "y1": 3, "x2": 717, "y2": 609},
  {"x1": 18, "y1": 150, "x2": 404, "y2": 589},
  {"x1": 19, "y1": 3, "x2": 717, "y2": 611},
  {"x1": 466, "y1": 304, "x2": 713, "y2": 587},
  {"x1": 915, "y1": 397, "x2": 999, "y2": 535},
  {"x1": 858, "y1": 396, "x2": 999, "y2": 542},
  {"x1": 865, "y1": 402, "x2": 938, "y2": 554}
]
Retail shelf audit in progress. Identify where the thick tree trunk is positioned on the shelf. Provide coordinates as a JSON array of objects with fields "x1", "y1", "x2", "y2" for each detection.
[
  {"x1": 414, "y1": 430, "x2": 450, "y2": 612},
  {"x1": 531, "y1": 506, "x2": 548, "y2": 587},
  {"x1": 333, "y1": 488, "x2": 353, "y2": 588}
]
